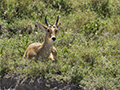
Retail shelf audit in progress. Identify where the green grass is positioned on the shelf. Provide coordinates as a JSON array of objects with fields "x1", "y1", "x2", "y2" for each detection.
[{"x1": 0, "y1": 0, "x2": 120, "y2": 89}]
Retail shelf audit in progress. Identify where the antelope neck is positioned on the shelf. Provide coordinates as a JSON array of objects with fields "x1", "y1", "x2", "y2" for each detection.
[{"x1": 38, "y1": 38, "x2": 54, "y2": 51}]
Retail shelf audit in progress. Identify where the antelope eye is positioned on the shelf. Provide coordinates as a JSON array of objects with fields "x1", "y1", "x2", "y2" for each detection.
[{"x1": 47, "y1": 29, "x2": 50, "y2": 32}]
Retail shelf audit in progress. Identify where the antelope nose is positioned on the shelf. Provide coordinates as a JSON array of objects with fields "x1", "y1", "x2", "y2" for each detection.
[{"x1": 52, "y1": 37, "x2": 56, "y2": 41}]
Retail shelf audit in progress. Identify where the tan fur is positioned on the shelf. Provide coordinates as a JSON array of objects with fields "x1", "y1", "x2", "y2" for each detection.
[{"x1": 23, "y1": 18, "x2": 60, "y2": 61}]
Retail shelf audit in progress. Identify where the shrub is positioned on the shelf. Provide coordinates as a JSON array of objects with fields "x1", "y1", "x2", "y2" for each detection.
[
  {"x1": 43, "y1": 0, "x2": 72, "y2": 14},
  {"x1": 81, "y1": 19, "x2": 104, "y2": 40},
  {"x1": 90, "y1": 0, "x2": 111, "y2": 18}
]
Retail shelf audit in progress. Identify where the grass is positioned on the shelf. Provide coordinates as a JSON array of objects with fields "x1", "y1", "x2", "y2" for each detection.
[{"x1": 0, "y1": 0, "x2": 120, "y2": 89}]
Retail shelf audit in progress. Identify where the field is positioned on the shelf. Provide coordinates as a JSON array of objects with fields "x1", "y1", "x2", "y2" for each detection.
[{"x1": 0, "y1": 0, "x2": 120, "y2": 89}]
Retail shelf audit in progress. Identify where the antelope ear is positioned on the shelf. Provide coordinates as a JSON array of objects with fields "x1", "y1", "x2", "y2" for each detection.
[
  {"x1": 37, "y1": 22, "x2": 47, "y2": 32},
  {"x1": 56, "y1": 20, "x2": 61, "y2": 28}
]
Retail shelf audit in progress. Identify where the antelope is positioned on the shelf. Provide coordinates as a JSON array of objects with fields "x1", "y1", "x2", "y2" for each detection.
[{"x1": 23, "y1": 16, "x2": 61, "y2": 61}]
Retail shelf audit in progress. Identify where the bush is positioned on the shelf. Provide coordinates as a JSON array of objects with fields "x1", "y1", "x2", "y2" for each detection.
[
  {"x1": 81, "y1": 19, "x2": 104, "y2": 40},
  {"x1": 90, "y1": 0, "x2": 111, "y2": 18},
  {"x1": 0, "y1": 0, "x2": 47, "y2": 22},
  {"x1": 43, "y1": 0, "x2": 72, "y2": 14}
]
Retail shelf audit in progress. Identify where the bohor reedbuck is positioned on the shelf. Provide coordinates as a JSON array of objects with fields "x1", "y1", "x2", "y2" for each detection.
[{"x1": 23, "y1": 16, "x2": 61, "y2": 61}]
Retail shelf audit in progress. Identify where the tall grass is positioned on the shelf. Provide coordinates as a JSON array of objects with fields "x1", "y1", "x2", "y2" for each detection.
[{"x1": 0, "y1": 0, "x2": 120, "y2": 89}]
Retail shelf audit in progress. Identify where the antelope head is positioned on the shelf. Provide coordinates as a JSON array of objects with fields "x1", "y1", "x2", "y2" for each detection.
[{"x1": 37, "y1": 16, "x2": 61, "y2": 42}]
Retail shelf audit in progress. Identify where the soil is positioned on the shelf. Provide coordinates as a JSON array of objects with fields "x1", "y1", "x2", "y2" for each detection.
[{"x1": 0, "y1": 73, "x2": 82, "y2": 90}]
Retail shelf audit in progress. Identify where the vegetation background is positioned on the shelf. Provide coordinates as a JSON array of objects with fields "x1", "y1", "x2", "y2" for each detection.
[{"x1": 0, "y1": 0, "x2": 120, "y2": 89}]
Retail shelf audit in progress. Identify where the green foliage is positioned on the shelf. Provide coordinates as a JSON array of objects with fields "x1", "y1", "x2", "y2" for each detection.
[
  {"x1": 90, "y1": 0, "x2": 111, "y2": 18},
  {"x1": 81, "y1": 19, "x2": 104, "y2": 40},
  {"x1": 0, "y1": 0, "x2": 43, "y2": 22},
  {"x1": 43, "y1": 0, "x2": 72, "y2": 14},
  {"x1": 0, "y1": 0, "x2": 120, "y2": 89}
]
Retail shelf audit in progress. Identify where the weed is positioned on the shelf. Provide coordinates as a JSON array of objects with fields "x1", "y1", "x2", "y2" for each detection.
[{"x1": 0, "y1": 0, "x2": 120, "y2": 89}]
